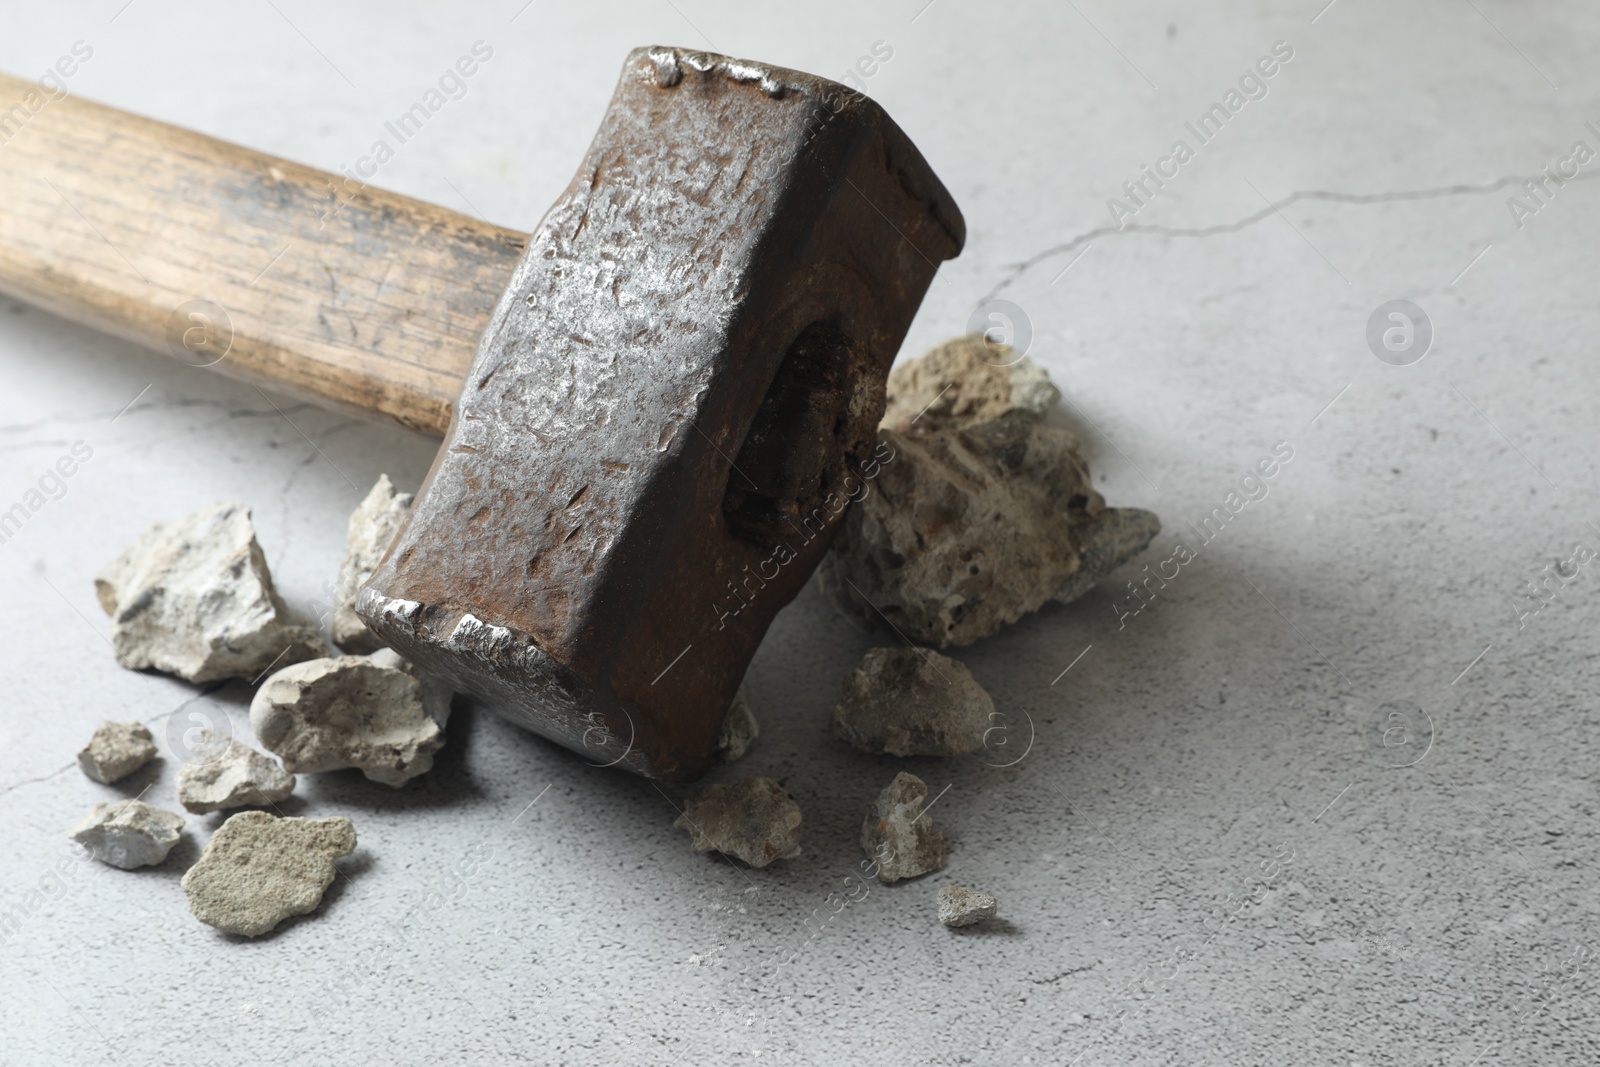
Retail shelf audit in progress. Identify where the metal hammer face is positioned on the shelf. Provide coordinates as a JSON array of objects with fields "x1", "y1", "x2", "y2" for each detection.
[{"x1": 358, "y1": 46, "x2": 964, "y2": 781}]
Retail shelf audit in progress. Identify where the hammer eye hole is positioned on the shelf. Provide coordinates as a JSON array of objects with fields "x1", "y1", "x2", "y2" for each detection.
[{"x1": 722, "y1": 322, "x2": 866, "y2": 548}]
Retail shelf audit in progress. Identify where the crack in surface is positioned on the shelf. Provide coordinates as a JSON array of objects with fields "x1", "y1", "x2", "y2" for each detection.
[
  {"x1": 982, "y1": 171, "x2": 1600, "y2": 301},
  {"x1": 1032, "y1": 962, "x2": 1101, "y2": 983},
  {"x1": 0, "y1": 761, "x2": 77, "y2": 802}
]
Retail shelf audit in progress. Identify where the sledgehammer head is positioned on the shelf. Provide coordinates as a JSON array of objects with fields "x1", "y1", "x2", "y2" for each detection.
[{"x1": 357, "y1": 46, "x2": 964, "y2": 780}]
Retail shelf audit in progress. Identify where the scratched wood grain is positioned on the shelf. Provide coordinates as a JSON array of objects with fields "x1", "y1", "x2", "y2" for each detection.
[{"x1": 0, "y1": 72, "x2": 527, "y2": 436}]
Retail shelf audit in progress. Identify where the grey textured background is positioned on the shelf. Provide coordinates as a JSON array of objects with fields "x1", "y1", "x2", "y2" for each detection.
[{"x1": 2, "y1": 1, "x2": 1598, "y2": 1064}]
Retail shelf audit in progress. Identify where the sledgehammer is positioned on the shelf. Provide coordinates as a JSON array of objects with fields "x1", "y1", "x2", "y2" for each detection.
[{"x1": 0, "y1": 47, "x2": 964, "y2": 780}]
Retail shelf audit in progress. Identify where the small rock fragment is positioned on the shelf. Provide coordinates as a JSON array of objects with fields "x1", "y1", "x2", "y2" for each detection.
[
  {"x1": 176, "y1": 732, "x2": 296, "y2": 813},
  {"x1": 331, "y1": 474, "x2": 414, "y2": 653},
  {"x1": 861, "y1": 772, "x2": 945, "y2": 883},
  {"x1": 67, "y1": 799, "x2": 184, "y2": 869},
  {"x1": 75, "y1": 720, "x2": 158, "y2": 783},
  {"x1": 830, "y1": 648, "x2": 993, "y2": 757},
  {"x1": 94, "y1": 502, "x2": 324, "y2": 683},
  {"x1": 880, "y1": 334, "x2": 1061, "y2": 432},
  {"x1": 938, "y1": 885, "x2": 998, "y2": 927},
  {"x1": 674, "y1": 777, "x2": 801, "y2": 868},
  {"x1": 716, "y1": 687, "x2": 760, "y2": 763},
  {"x1": 181, "y1": 811, "x2": 355, "y2": 936},
  {"x1": 250, "y1": 648, "x2": 452, "y2": 787}
]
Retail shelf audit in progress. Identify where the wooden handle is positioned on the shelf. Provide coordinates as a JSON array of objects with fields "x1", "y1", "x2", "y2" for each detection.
[{"x1": 0, "y1": 72, "x2": 527, "y2": 436}]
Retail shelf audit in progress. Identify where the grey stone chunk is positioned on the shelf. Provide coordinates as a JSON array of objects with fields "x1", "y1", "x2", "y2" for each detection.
[
  {"x1": 75, "y1": 720, "x2": 158, "y2": 784},
  {"x1": 880, "y1": 333, "x2": 1061, "y2": 432},
  {"x1": 94, "y1": 502, "x2": 325, "y2": 683},
  {"x1": 674, "y1": 777, "x2": 801, "y2": 868},
  {"x1": 861, "y1": 772, "x2": 945, "y2": 884},
  {"x1": 830, "y1": 648, "x2": 994, "y2": 757},
  {"x1": 176, "y1": 732, "x2": 296, "y2": 814},
  {"x1": 1051, "y1": 506, "x2": 1163, "y2": 605},
  {"x1": 181, "y1": 811, "x2": 356, "y2": 936},
  {"x1": 249, "y1": 648, "x2": 452, "y2": 787},
  {"x1": 938, "y1": 885, "x2": 998, "y2": 927},
  {"x1": 824, "y1": 411, "x2": 1154, "y2": 647},
  {"x1": 331, "y1": 474, "x2": 413, "y2": 654},
  {"x1": 716, "y1": 686, "x2": 760, "y2": 763},
  {"x1": 67, "y1": 799, "x2": 184, "y2": 869}
]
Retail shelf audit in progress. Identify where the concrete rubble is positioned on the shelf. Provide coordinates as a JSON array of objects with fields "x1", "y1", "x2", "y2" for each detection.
[
  {"x1": 823, "y1": 335, "x2": 1159, "y2": 647},
  {"x1": 937, "y1": 885, "x2": 999, "y2": 928},
  {"x1": 176, "y1": 731, "x2": 296, "y2": 813},
  {"x1": 830, "y1": 648, "x2": 994, "y2": 757},
  {"x1": 674, "y1": 776, "x2": 801, "y2": 868},
  {"x1": 331, "y1": 474, "x2": 413, "y2": 654},
  {"x1": 75, "y1": 720, "x2": 158, "y2": 783},
  {"x1": 181, "y1": 811, "x2": 356, "y2": 936},
  {"x1": 67, "y1": 799, "x2": 184, "y2": 869},
  {"x1": 250, "y1": 648, "x2": 452, "y2": 787},
  {"x1": 716, "y1": 686, "x2": 759, "y2": 763},
  {"x1": 93, "y1": 502, "x2": 324, "y2": 683},
  {"x1": 861, "y1": 772, "x2": 946, "y2": 884}
]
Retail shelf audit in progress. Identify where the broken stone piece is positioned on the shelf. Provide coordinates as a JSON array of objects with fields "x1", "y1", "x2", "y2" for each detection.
[
  {"x1": 716, "y1": 687, "x2": 760, "y2": 763},
  {"x1": 181, "y1": 811, "x2": 355, "y2": 936},
  {"x1": 823, "y1": 410, "x2": 1159, "y2": 647},
  {"x1": 861, "y1": 772, "x2": 945, "y2": 884},
  {"x1": 830, "y1": 648, "x2": 994, "y2": 757},
  {"x1": 67, "y1": 799, "x2": 184, "y2": 869},
  {"x1": 75, "y1": 720, "x2": 158, "y2": 783},
  {"x1": 250, "y1": 648, "x2": 452, "y2": 787},
  {"x1": 331, "y1": 474, "x2": 414, "y2": 654},
  {"x1": 674, "y1": 777, "x2": 801, "y2": 868},
  {"x1": 938, "y1": 885, "x2": 998, "y2": 927},
  {"x1": 94, "y1": 502, "x2": 325, "y2": 683},
  {"x1": 879, "y1": 333, "x2": 1061, "y2": 432},
  {"x1": 176, "y1": 732, "x2": 296, "y2": 813}
]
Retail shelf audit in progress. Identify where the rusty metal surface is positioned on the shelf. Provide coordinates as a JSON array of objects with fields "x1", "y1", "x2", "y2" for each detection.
[{"x1": 360, "y1": 45, "x2": 963, "y2": 780}]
